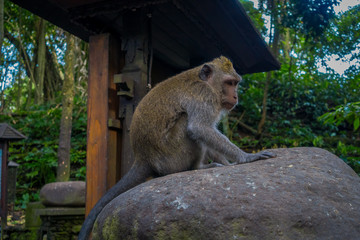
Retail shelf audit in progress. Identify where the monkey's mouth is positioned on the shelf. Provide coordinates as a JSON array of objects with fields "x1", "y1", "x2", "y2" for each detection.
[{"x1": 222, "y1": 102, "x2": 236, "y2": 110}]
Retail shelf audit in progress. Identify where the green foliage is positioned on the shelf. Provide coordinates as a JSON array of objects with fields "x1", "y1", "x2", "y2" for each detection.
[
  {"x1": 1, "y1": 0, "x2": 89, "y2": 210},
  {"x1": 319, "y1": 102, "x2": 360, "y2": 131},
  {"x1": 236, "y1": 63, "x2": 360, "y2": 174},
  {"x1": 281, "y1": 0, "x2": 340, "y2": 38},
  {"x1": 232, "y1": 1, "x2": 360, "y2": 176},
  {"x1": 239, "y1": 0, "x2": 267, "y2": 35},
  {"x1": 335, "y1": 141, "x2": 360, "y2": 174},
  {"x1": 1, "y1": 99, "x2": 87, "y2": 208},
  {"x1": 237, "y1": 74, "x2": 265, "y2": 122},
  {"x1": 325, "y1": 5, "x2": 360, "y2": 60}
]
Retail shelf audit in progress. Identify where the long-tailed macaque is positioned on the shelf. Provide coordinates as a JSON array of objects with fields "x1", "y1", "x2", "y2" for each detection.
[{"x1": 78, "y1": 56, "x2": 275, "y2": 240}]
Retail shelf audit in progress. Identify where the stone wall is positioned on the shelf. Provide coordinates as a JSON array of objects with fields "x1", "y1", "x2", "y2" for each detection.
[
  {"x1": 2, "y1": 227, "x2": 38, "y2": 240},
  {"x1": 38, "y1": 207, "x2": 85, "y2": 240}
]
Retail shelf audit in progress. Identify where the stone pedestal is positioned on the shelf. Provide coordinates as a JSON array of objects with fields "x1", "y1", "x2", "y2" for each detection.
[
  {"x1": 25, "y1": 201, "x2": 45, "y2": 229},
  {"x1": 38, "y1": 207, "x2": 85, "y2": 240}
]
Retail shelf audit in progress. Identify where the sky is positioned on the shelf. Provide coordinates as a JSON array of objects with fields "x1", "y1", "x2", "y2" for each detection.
[
  {"x1": 250, "y1": 0, "x2": 360, "y2": 75},
  {"x1": 324, "y1": 0, "x2": 360, "y2": 75},
  {"x1": 333, "y1": 0, "x2": 360, "y2": 13}
]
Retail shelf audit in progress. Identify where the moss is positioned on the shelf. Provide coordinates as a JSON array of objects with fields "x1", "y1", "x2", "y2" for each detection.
[
  {"x1": 155, "y1": 228, "x2": 167, "y2": 240},
  {"x1": 169, "y1": 222, "x2": 196, "y2": 240},
  {"x1": 131, "y1": 219, "x2": 139, "y2": 239},
  {"x1": 290, "y1": 220, "x2": 316, "y2": 238},
  {"x1": 92, "y1": 220, "x2": 99, "y2": 239},
  {"x1": 8, "y1": 229, "x2": 38, "y2": 240},
  {"x1": 71, "y1": 224, "x2": 82, "y2": 233},
  {"x1": 154, "y1": 220, "x2": 203, "y2": 240},
  {"x1": 25, "y1": 201, "x2": 45, "y2": 228},
  {"x1": 230, "y1": 218, "x2": 252, "y2": 239},
  {"x1": 101, "y1": 217, "x2": 120, "y2": 240}
]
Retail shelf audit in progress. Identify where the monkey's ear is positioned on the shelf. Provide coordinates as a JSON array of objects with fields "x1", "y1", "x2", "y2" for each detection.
[{"x1": 199, "y1": 64, "x2": 213, "y2": 81}]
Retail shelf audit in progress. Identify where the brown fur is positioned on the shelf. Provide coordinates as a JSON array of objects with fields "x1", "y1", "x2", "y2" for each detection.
[{"x1": 130, "y1": 56, "x2": 240, "y2": 174}]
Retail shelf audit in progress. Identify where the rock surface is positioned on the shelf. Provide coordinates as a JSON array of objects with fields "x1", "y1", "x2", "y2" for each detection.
[
  {"x1": 40, "y1": 181, "x2": 85, "y2": 207},
  {"x1": 92, "y1": 148, "x2": 360, "y2": 240}
]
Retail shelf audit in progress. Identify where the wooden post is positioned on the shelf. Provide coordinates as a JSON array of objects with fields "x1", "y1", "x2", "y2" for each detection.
[
  {"x1": 85, "y1": 10, "x2": 151, "y2": 216},
  {"x1": 86, "y1": 34, "x2": 123, "y2": 216},
  {"x1": 0, "y1": 142, "x2": 8, "y2": 226},
  {"x1": 118, "y1": 9, "x2": 150, "y2": 177}
]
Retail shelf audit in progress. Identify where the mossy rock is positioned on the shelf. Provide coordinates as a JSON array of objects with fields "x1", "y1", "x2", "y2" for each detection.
[
  {"x1": 92, "y1": 148, "x2": 360, "y2": 240},
  {"x1": 40, "y1": 181, "x2": 85, "y2": 207}
]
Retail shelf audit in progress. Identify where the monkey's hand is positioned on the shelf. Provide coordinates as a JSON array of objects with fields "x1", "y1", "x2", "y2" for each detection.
[{"x1": 243, "y1": 151, "x2": 276, "y2": 163}]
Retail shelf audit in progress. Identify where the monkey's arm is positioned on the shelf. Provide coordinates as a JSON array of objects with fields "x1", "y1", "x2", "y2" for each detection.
[
  {"x1": 205, "y1": 148, "x2": 232, "y2": 166},
  {"x1": 206, "y1": 148, "x2": 275, "y2": 165},
  {"x1": 240, "y1": 150, "x2": 275, "y2": 163},
  {"x1": 193, "y1": 148, "x2": 231, "y2": 170},
  {"x1": 187, "y1": 104, "x2": 275, "y2": 163}
]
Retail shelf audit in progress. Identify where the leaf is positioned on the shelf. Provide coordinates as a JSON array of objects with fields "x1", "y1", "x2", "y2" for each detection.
[
  {"x1": 26, "y1": 170, "x2": 39, "y2": 178},
  {"x1": 354, "y1": 117, "x2": 360, "y2": 131}
]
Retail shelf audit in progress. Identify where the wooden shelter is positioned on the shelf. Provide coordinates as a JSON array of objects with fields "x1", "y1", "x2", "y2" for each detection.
[{"x1": 10, "y1": 0, "x2": 280, "y2": 216}]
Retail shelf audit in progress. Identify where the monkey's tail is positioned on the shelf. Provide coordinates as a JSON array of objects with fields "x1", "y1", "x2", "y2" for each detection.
[{"x1": 78, "y1": 161, "x2": 153, "y2": 240}]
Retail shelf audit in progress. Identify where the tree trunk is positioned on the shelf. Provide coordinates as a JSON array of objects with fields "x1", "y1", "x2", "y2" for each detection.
[
  {"x1": 16, "y1": 63, "x2": 22, "y2": 109},
  {"x1": 44, "y1": 44, "x2": 63, "y2": 102},
  {"x1": 257, "y1": 71, "x2": 271, "y2": 135},
  {"x1": 56, "y1": 32, "x2": 75, "y2": 182},
  {"x1": 257, "y1": 0, "x2": 281, "y2": 135},
  {"x1": 34, "y1": 17, "x2": 46, "y2": 105}
]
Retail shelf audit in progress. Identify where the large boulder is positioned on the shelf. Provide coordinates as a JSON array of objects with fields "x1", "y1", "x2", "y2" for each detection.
[
  {"x1": 92, "y1": 148, "x2": 360, "y2": 240},
  {"x1": 40, "y1": 181, "x2": 85, "y2": 207}
]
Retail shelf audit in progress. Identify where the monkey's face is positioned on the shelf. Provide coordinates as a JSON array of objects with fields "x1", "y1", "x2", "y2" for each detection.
[
  {"x1": 199, "y1": 56, "x2": 241, "y2": 111},
  {"x1": 221, "y1": 75, "x2": 240, "y2": 111}
]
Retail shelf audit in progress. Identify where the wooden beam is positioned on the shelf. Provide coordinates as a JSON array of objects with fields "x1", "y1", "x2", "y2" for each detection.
[
  {"x1": 86, "y1": 34, "x2": 123, "y2": 217},
  {"x1": 107, "y1": 36, "x2": 123, "y2": 190}
]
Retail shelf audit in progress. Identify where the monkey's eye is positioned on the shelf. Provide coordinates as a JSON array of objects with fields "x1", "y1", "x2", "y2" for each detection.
[{"x1": 225, "y1": 80, "x2": 239, "y2": 86}]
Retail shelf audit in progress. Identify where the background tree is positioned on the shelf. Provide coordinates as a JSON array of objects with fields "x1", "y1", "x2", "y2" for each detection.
[
  {"x1": 232, "y1": 0, "x2": 359, "y2": 174},
  {"x1": 0, "y1": 1, "x2": 88, "y2": 209},
  {"x1": 1, "y1": 1, "x2": 65, "y2": 110},
  {"x1": 57, "y1": 32, "x2": 75, "y2": 182},
  {"x1": 34, "y1": 17, "x2": 46, "y2": 105},
  {"x1": 255, "y1": 0, "x2": 340, "y2": 136}
]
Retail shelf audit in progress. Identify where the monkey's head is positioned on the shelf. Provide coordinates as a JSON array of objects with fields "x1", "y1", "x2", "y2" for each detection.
[{"x1": 199, "y1": 56, "x2": 241, "y2": 111}]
